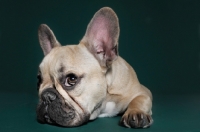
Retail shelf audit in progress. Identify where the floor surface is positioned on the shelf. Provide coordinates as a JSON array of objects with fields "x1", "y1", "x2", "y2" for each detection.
[{"x1": 0, "y1": 92, "x2": 200, "y2": 132}]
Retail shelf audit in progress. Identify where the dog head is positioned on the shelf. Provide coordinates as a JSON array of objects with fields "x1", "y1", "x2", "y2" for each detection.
[{"x1": 36, "y1": 7, "x2": 119, "y2": 127}]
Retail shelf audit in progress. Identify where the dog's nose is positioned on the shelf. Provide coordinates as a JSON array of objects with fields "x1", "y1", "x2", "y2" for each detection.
[{"x1": 42, "y1": 90, "x2": 57, "y2": 104}]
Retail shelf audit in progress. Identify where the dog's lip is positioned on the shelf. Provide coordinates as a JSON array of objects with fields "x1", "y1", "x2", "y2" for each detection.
[
  {"x1": 44, "y1": 114, "x2": 53, "y2": 123},
  {"x1": 37, "y1": 102, "x2": 53, "y2": 124},
  {"x1": 43, "y1": 105, "x2": 54, "y2": 124},
  {"x1": 91, "y1": 101, "x2": 103, "y2": 114},
  {"x1": 94, "y1": 102, "x2": 102, "y2": 111}
]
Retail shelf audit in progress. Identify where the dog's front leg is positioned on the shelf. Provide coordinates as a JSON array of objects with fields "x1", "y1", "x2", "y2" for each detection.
[{"x1": 120, "y1": 95, "x2": 153, "y2": 128}]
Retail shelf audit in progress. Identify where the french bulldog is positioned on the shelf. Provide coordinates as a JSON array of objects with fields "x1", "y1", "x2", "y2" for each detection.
[{"x1": 36, "y1": 7, "x2": 153, "y2": 128}]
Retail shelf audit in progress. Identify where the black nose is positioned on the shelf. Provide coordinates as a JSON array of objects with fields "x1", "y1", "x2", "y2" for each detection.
[{"x1": 42, "y1": 90, "x2": 57, "y2": 104}]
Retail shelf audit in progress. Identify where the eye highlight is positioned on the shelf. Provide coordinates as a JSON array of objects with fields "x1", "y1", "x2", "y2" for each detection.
[{"x1": 65, "y1": 74, "x2": 78, "y2": 87}]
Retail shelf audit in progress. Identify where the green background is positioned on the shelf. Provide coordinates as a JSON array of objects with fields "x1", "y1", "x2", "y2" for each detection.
[{"x1": 0, "y1": 0, "x2": 200, "y2": 132}]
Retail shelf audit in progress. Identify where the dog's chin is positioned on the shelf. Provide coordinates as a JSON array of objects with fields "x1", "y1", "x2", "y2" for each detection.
[
  {"x1": 36, "y1": 89, "x2": 90, "y2": 127},
  {"x1": 37, "y1": 100, "x2": 90, "y2": 127}
]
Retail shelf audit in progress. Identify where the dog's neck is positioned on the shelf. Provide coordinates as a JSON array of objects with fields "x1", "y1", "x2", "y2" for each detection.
[{"x1": 105, "y1": 56, "x2": 140, "y2": 95}]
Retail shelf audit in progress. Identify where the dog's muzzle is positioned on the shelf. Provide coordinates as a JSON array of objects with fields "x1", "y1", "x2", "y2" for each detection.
[{"x1": 36, "y1": 88, "x2": 89, "y2": 127}]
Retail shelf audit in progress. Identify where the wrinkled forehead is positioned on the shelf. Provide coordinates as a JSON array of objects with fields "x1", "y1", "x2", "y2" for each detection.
[{"x1": 39, "y1": 45, "x2": 100, "y2": 75}]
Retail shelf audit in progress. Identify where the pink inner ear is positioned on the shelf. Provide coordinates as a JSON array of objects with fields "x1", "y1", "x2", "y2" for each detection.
[
  {"x1": 43, "y1": 37, "x2": 53, "y2": 54},
  {"x1": 89, "y1": 16, "x2": 113, "y2": 53}
]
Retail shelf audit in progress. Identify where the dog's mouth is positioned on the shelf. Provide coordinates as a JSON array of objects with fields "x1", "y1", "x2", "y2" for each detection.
[{"x1": 36, "y1": 88, "x2": 90, "y2": 127}]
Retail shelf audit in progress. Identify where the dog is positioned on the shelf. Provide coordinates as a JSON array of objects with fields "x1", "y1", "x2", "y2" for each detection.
[{"x1": 36, "y1": 7, "x2": 153, "y2": 128}]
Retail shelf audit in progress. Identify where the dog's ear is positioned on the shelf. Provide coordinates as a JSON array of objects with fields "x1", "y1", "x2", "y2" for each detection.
[
  {"x1": 38, "y1": 24, "x2": 61, "y2": 55},
  {"x1": 81, "y1": 7, "x2": 120, "y2": 68}
]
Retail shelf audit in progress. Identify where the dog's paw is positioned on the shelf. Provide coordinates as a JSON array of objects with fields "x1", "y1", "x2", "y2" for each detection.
[{"x1": 120, "y1": 110, "x2": 153, "y2": 128}]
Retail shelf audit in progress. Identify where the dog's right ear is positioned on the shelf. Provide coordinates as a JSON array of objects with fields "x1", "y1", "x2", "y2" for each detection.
[
  {"x1": 38, "y1": 24, "x2": 61, "y2": 55},
  {"x1": 81, "y1": 7, "x2": 119, "y2": 68}
]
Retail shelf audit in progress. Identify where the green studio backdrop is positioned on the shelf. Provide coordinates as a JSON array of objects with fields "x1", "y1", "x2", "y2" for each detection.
[{"x1": 0, "y1": 0, "x2": 200, "y2": 132}]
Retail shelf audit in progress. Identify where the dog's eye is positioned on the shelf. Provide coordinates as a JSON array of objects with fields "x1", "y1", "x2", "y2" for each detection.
[
  {"x1": 65, "y1": 74, "x2": 78, "y2": 87},
  {"x1": 37, "y1": 71, "x2": 42, "y2": 91}
]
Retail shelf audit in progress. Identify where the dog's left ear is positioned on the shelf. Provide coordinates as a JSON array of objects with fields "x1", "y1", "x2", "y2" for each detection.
[
  {"x1": 38, "y1": 24, "x2": 61, "y2": 56},
  {"x1": 81, "y1": 7, "x2": 120, "y2": 68}
]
